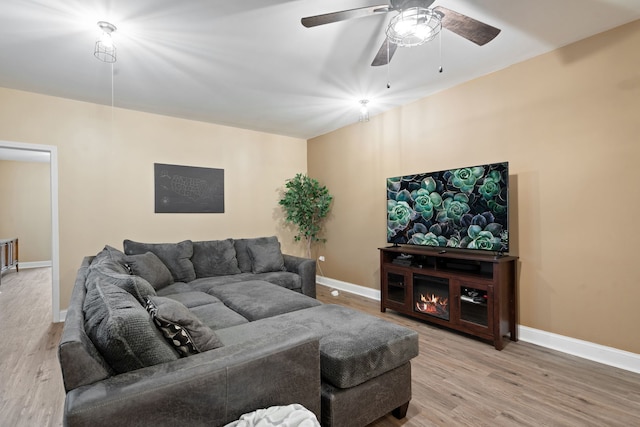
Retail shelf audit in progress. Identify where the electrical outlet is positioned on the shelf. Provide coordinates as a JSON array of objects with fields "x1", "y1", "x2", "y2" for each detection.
[{"x1": 318, "y1": 256, "x2": 325, "y2": 262}]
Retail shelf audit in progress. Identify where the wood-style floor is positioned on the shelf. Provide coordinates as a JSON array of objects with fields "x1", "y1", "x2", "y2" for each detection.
[
  {"x1": 1, "y1": 268, "x2": 639, "y2": 426},
  {"x1": 317, "y1": 286, "x2": 640, "y2": 427},
  {"x1": 0, "y1": 267, "x2": 65, "y2": 427}
]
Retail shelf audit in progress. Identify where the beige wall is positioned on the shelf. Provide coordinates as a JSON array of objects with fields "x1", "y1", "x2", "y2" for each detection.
[
  {"x1": 0, "y1": 88, "x2": 307, "y2": 310},
  {"x1": 308, "y1": 20, "x2": 640, "y2": 354},
  {"x1": 0, "y1": 160, "x2": 51, "y2": 262}
]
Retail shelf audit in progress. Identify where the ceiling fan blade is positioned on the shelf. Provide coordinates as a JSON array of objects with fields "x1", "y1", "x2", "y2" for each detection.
[
  {"x1": 301, "y1": 5, "x2": 390, "y2": 28},
  {"x1": 371, "y1": 38, "x2": 398, "y2": 66},
  {"x1": 433, "y1": 6, "x2": 501, "y2": 46}
]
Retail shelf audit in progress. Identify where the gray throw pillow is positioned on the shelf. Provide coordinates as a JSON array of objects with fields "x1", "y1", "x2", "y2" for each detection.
[
  {"x1": 123, "y1": 239, "x2": 196, "y2": 283},
  {"x1": 192, "y1": 239, "x2": 241, "y2": 277},
  {"x1": 91, "y1": 245, "x2": 129, "y2": 275},
  {"x1": 124, "y1": 252, "x2": 174, "y2": 290},
  {"x1": 83, "y1": 282, "x2": 178, "y2": 374},
  {"x1": 86, "y1": 268, "x2": 157, "y2": 305},
  {"x1": 104, "y1": 244, "x2": 126, "y2": 261},
  {"x1": 234, "y1": 236, "x2": 279, "y2": 273},
  {"x1": 145, "y1": 296, "x2": 223, "y2": 356},
  {"x1": 246, "y1": 240, "x2": 286, "y2": 274}
]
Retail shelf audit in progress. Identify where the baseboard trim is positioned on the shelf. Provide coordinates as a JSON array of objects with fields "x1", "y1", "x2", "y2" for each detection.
[
  {"x1": 317, "y1": 275, "x2": 640, "y2": 374},
  {"x1": 518, "y1": 325, "x2": 640, "y2": 374},
  {"x1": 18, "y1": 261, "x2": 52, "y2": 269},
  {"x1": 317, "y1": 276, "x2": 381, "y2": 301}
]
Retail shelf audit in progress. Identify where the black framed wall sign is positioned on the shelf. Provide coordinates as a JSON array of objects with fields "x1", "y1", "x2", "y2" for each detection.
[{"x1": 154, "y1": 163, "x2": 224, "y2": 213}]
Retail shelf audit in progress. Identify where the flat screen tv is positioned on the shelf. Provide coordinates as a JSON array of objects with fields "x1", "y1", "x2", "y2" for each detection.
[{"x1": 386, "y1": 162, "x2": 509, "y2": 253}]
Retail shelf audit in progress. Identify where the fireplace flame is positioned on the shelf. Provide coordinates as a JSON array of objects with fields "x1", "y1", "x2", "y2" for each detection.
[{"x1": 415, "y1": 293, "x2": 448, "y2": 314}]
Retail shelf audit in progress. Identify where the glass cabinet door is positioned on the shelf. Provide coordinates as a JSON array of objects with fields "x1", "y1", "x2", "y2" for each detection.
[
  {"x1": 459, "y1": 285, "x2": 489, "y2": 327},
  {"x1": 386, "y1": 271, "x2": 406, "y2": 304}
]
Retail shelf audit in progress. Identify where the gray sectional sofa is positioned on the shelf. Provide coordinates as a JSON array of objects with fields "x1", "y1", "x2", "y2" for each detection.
[{"x1": 58, "y1": 237, "x2": 419, "y2": 427}]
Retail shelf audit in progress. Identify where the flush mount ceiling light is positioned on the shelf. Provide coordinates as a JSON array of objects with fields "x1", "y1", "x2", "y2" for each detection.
[
  {"x1": 94, "y1": 21, "x2": 117, "y2": 63},
  {"x1": 385, "y1": 7, "x2": 441, "y2": 47}
]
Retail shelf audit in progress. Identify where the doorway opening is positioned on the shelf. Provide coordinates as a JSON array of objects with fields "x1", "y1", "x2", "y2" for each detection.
[{"x1": 0, "y1": 141, "x2": 60, "y2": 322}]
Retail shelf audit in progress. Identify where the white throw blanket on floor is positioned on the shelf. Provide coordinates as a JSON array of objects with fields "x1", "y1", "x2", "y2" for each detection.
[{"x1": 225, "y1": 404, "x2": 320, "y2": 427}]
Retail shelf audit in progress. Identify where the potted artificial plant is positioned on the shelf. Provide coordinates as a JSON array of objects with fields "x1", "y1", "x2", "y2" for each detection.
[{"x1": 279, "y1": 173, "x2": 333, "y2": 258}]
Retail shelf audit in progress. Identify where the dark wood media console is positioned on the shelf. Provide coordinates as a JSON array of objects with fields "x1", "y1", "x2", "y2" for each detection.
[
  {"x1": 379, "y1": 246, "x2": 518, "y2": 350},
  {"x1": 0, "y1": 238, "x2": 19, "y2": 287}
]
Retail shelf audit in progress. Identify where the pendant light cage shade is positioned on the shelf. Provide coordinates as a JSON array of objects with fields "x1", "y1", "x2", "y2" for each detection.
[
  {"x1": 94, "y1": 21, "x2": 117, "y2": 63},
  {"x1": 359, "y1": 100, "x2": 370, "y2": 122},
  {"x1": 386, "y1": 7, "x2": 442, "y2": 47}
]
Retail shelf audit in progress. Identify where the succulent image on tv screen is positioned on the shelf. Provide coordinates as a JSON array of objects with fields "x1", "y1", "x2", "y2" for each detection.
[{"x1": 387, "y1": 162, "x2": 509, "y2": 253}]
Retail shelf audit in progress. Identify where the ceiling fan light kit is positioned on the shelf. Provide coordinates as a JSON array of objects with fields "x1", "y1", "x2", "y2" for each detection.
[
  {"x1": 302, "y1": 1, "x2": 501, "y2": 67},
  {"x1": 386, "y1": 7, "x2": 441, "y2": 47},
  {"x1": 94, "y1": 21, "x2": 117, "y2": 63}
]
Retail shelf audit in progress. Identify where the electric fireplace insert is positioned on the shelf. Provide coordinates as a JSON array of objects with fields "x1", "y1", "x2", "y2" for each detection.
[{"x1": 413, "y1": 274, "x2": 449, "y2": 321}]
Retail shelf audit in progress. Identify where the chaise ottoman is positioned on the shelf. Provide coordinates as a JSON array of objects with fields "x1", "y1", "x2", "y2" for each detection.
[{"x1": 216, "y1": 304, "x2": 419, "y2": 427}]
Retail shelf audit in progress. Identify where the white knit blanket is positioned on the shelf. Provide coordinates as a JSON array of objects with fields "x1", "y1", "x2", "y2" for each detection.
[{"x1": 225, "y1": 404, "x2": 320, "y2": 427}]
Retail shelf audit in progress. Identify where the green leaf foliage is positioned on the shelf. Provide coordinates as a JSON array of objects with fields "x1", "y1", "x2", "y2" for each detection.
[{"x1": 279, "y1": 174, "x2": 333, "y2": 245}]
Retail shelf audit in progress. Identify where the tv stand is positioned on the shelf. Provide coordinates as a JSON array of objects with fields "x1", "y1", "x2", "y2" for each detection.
[
  {"x1": 379, "y1": 246, "x2": 518, "y2": 350},
  {"x1": 1, "y1": 238, "x2": 19, "y2": 286}
]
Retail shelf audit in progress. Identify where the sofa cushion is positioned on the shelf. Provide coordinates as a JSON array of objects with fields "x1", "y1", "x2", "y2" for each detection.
[
  {"x1": 206, "y1": 280, "x2": 321, "y2": 321},
  {"x1": 83, "y1": 281, "x2": 178, "y2": 374},
  {"x1": 162, "y1": 291, "x2": 222, "y2": 308},
  {"x1": 189, "y1": 302, "x2": 250, "y2": 331},
  {"x1": 145, "y1": 296, "x2": 223, "y2": 356},
  {"x1": 86, "y1": 268, "x2": 157, "y2": 305},
  {"x1": 185, "y1": 271, "x2": 302, "y2": 293},
  {"x1": 187, "y1": 274, "x2": 254, "y2": 290},
  {"x1": 234, "y1": 236, "x2": 278, "y2": 273},
  {"x1": 155, "y1": 281, "x2": 195, "y2": 296},
  {"x1": 247, "y1": 240, "x2": 286, "y2": 274},
  {"x1": 253, "y1": 271, "x2": 302, "y2": 292},
  {"x1": 124, "y1": 239, "x2": 196, "y2": 283},
  {"x1": 124, "y1": 252, "x2": 174, "y2": 290},
  {"x1": 192, "y1": 239, "x2": 241, "y2": 277}
]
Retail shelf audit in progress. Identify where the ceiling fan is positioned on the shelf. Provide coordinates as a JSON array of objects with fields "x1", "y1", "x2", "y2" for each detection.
[{"x1": 301, "y1": 0, "x2": 501, "y2": 66}]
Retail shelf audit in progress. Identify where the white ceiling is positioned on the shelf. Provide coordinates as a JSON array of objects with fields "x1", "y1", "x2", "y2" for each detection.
[{"x1": 1, "y1": 0, "x2": 639, "y2": 140}]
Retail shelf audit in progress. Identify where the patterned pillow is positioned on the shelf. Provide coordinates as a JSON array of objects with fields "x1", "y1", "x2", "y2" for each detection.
[
  {"x1": 124, "y1": 252, "x2": 174, "y2": 290},
  {"x1": 145, "y1": 296, "x2": 223, "y2": 357}
]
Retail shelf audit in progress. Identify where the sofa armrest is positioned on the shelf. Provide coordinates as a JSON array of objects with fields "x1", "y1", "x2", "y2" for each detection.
[
  {"x1": 283, "y1": 254, "x2": 316, "y2": 298},
  {"x1": 64, "y1": 327, "x2": 321, "y2": 427},
  {"x1": 59, "y1": 257, "x2": 114, "y2": 392}
]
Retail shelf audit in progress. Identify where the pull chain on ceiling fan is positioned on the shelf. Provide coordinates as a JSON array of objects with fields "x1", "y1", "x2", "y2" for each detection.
[{"x1": 385, "y1": 17, "x2": 443, "y2": 89}]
